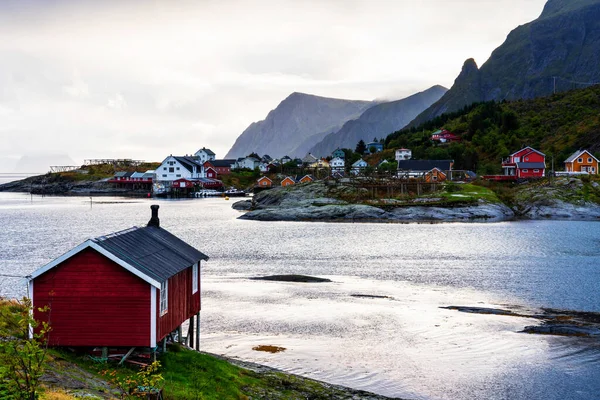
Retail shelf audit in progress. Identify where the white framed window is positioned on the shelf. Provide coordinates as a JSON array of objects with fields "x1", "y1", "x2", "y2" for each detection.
[
  {"x1": 534, "y1": 169, "x2": 539, "y2": 173},
  {"x1": 578, "y1": 158, "x2": 583, "y2": 163},
  {"x1": 522, "y1": 169, "x2": 529, "y2": 173},
  {"x1": 160, "y1": 281, "x2": 168, "y2": 316},
  {"x1": 588, "y1": 158, "x2": 593, "y2": 163},
  {"x1": 192, "y1": 263, "x2": 199, "y2": 294}
]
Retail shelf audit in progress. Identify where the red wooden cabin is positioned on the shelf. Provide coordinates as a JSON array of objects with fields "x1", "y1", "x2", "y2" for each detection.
[
  {"x1": 28, "y1": 205, "x2": 208, "y2": 348},
  {"x1": 502, "y1": 147, "x2": 546, "y2": 178}
]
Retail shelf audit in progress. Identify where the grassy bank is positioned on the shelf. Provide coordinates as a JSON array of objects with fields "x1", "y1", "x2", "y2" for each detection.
[{"x1": 0, "y1": 299, "x2": 396, "y2": 400}]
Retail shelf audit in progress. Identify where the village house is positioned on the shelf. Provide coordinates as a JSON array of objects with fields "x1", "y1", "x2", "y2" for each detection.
[
  {"x1": 564, "y1": 150, "x2": 598, "y2": 174},
  {"x1": 424, "y1": 167, "x2": 447, "y2": 182},
  {"x1": 431, "y1": 129, "x2": 460, "y2": 143},
  {"x1": 205, "y1": 167, "x2": 218, "y2": 179},
  {"x1": 203, "y1": 159, "x2": 236, "y2": 175},
  {"x1": 233, "y1": 156, "x2": 260, "y2": 170},
  {"x1": 397, "y1": 160, "x2": 454, "y2": 179},
  {"x1": 194, "y1": 147, "x2": 216, "y2": 164},
  {"x1": 280, "y1": 155, "x2": 292, "y2": 164},
  {"x1": 502, "y1": 147, "x2": 546, "y2": 178},
  {"x1": 281, "y1": 176, "x2": 296, "y2": 187},
  {"x1": 309, "y1": 159, "x2": 330, "y2": 169},
  {"x1": 332, "y1": 148, "x2": 345, "y2": 159},
  {"x1": 395, "y1": 148, "x2": 412, "y2": 162},
  {"x1": 330, "y1": 157, "x2": 345, "y2": 173},
  {"x1": 28, "y1": 205, "x2": 208, "y2": 349},
  {"x1": 302, "y1": 153, "x2": 318, "y2": 165},
  {"x1": 297, "y1": 175, "x2": 315, "y2": 184},
  {"x1": 365, "y1": 141, "x2": 384, "y2": 155},
  {"x1": 257, "y1": 176, "x2": 273, "y2": 187},
  {"x1": 157, "y1": 156, "x2": 205, "y2": 181},
  {"x1": 351, "y1": 159, "x2": 369, "y2": 175}
]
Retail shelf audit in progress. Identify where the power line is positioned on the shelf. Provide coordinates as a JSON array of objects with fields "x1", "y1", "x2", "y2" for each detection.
[
  {"x1": 0, "y1": 274, "x2": 29, "y2": 278},
  {"x1": 555, "y1": 76, "x2": 600, "y2": 86}
]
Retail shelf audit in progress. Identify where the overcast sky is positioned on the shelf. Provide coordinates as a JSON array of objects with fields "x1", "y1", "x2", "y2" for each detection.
[{"x1": 0, "y1": 0, "x2": 547, "y2": 171}]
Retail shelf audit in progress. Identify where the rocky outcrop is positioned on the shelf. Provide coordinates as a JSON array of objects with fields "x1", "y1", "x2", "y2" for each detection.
[
  {"x1": 225, "y1": 92, "x2": 373, "y2": 159},
  {"x1": 236, "y1": 182, "x2": 514, "y2": 223},
  {"x1": 409, "y1": 0, "x2": 600, "y2": 128},
  {"x1": 0, "y1": 175, "x2": 148, "y2": 196},
  {"x1": 511, "y1": 177, "x2": 600, "y2": 220}
]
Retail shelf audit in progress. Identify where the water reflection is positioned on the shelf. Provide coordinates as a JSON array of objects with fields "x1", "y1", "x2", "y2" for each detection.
[{"x1": 0, "y1": 193, "x2": 599, "y2": 399}]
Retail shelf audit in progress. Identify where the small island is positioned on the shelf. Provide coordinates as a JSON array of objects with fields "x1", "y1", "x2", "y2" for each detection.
[{"x1": 233, "y1": 177, "x2": 600, "y2": 223}]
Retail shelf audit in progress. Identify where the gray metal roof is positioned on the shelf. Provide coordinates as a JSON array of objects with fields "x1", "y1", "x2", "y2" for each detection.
[
  {"x1": 565, "y1": 150, "x2": 598, "y2": 163},
  {"x1": 397, "y1": 160, "x2": 453, "y2": 171},
  {"x1": 515, "y1": 162, "x2": 546, "y2": 169},
  {"x1": 92, "y1": 226, "x2": 208, "y2": 283},
  {"x1": 210, "y1": 159, "x2": 236, "y2": 167}
]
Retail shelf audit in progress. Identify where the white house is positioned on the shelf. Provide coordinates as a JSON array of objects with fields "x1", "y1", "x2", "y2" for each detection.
[
  {"x1": 194, "y1": 148, "x2": 216, "y2": 164},
  {"x1": 259, "y1": 162, "x2": 270, "y2": 173},
  {"x1": 330, "y1": 157, "x2": 345, "y2": 172},
  {"x1": 351, "y1": 159, "x2": 368, "y2": 175},
  {"x1": 233, "y1": 157, "x2": 261, "y2": 170},
  {"x1": 395, "y1": 148, "x2": 412, "y2": 161},
  {"x1": 156, "y1": 156, "x2": 205, "y2": 182}
]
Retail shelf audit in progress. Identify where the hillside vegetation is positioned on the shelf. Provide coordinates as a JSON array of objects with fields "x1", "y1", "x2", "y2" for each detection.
[{"x1": 385, "y1": 85, "x2": 600, "y2": 174}]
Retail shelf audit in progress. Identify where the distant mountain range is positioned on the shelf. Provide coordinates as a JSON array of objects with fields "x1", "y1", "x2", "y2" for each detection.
[
  {"x1": 225, "y1": 93, "x2": 373, "y2": 159},
  {"x1": 408, "y1": 0, "x2": 600, "y2": 128},
  {"x1": 308, "y1": 85, "x2": 446, "y2": 157},
  {"x1": 226, "y1": 86, "x2": 446, "y2": 159}
]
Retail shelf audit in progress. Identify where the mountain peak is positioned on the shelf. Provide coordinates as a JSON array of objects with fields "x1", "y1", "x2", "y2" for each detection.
[{"x1": 460, "y1": 58, "x2": 479, "y2": 76}]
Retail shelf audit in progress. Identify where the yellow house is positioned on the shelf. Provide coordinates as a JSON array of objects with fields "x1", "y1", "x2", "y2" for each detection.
[
  {"x1": 565, "y1": 150, "x2": 599, "y2": 174},
  {"x1": 424, "y1": 168, "x2": 447, "y2": 182}
]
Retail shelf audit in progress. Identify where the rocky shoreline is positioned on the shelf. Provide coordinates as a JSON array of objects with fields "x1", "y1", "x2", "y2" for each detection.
[
  {"x1": 0, "y1": 175, "x2": 149, "y2": 196},
  {"x1": 233, "y1": 179, "x2": 600, "y2": 223}
]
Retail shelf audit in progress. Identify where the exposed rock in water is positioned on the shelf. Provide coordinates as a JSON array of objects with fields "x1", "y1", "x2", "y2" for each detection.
[
  {"x1": 251, "y1": 275, "x2": 332, "y2": 283},
  {"x1": 440, "y1": 306, "x2": 520, "y2": 316},
  {"x1": 522, "y1": 324, "x2": 600, "y2": 337},
  {"x1": 232, "y1": 199, "x2": 253, "y2": 210},
  {"x1": 444, "y1": 305, "x2": 600, "y2": 338},
  {"x1": 351, "y1": 294, "x2": 393, "y2": 299}
]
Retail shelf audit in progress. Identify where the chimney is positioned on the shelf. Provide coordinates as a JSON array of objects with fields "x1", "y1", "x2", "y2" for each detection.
[{"x1": 148, "y1": 205, "x2": 160, "y2": 228}]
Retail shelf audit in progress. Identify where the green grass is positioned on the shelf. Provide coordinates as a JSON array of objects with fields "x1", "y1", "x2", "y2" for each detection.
[
  {"x1": 159, "y1": 346, "x2": 262, "y2": 400},
  {"x1": 438, "y1": 182, "x2": 501, "y2": 203}
]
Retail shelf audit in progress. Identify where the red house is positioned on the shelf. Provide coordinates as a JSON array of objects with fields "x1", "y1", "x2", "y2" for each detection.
[
  {"x1": 28, "y1": 205, "x2": 208, "y2": 348},
  {"x1": 203, "y1": 159, "x2": 236, "y2": 176},
  {"x1": 205, "y1": 167, "x2": 218, "y2": 179},
  {"x1": 431, "y1": 129, "x2": 460, "y2": 143},
  {"x1": 502, "y1": 147, "x2": 546, "y2": 178}
]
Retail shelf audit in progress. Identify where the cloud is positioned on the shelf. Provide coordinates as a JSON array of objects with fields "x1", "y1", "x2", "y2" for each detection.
[{"x1": 0, "y1": 0, "x2": 547, "y2": 169}]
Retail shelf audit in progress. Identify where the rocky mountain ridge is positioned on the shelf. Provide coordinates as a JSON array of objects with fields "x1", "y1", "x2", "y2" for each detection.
[
  {"x1": 409, "y1": 0, "x2": 600, "y2": 127},
  {"x1": 225, "y1": 92, "x2": 374, "y2": 159},
  {"x1": 308, "y1": 85, "x2": 447, "y2": 157}
]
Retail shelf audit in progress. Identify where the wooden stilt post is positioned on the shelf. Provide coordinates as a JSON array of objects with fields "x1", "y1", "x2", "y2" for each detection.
[
  {"x1": 177, "y1": 325, "x2": 183, "y2": 344},
  {"x1": 101, "y1": 347, "x2": 108, "y2": 361},
  {"x1": 195, "y1": 312, "x2": 200, "y2": 351},
  {"x1": 162, "y1": 338, "x2": 167, "y2": 353},
  {"x1": 189, "y1": 315, "x2": 195, "y2": 349}
]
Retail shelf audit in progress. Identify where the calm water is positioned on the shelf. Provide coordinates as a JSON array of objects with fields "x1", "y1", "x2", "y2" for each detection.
[
  {"x1": 0, "y1": 192, "x2": 599, "y2": 399},
  {"x1": 0, "y1": 173, "x2": 40, "y2": 185}
]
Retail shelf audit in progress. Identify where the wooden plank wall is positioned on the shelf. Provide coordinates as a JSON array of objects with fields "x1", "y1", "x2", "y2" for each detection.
[{"x1": 33, "y1": 248, "x2": 151, "y2": 347}]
